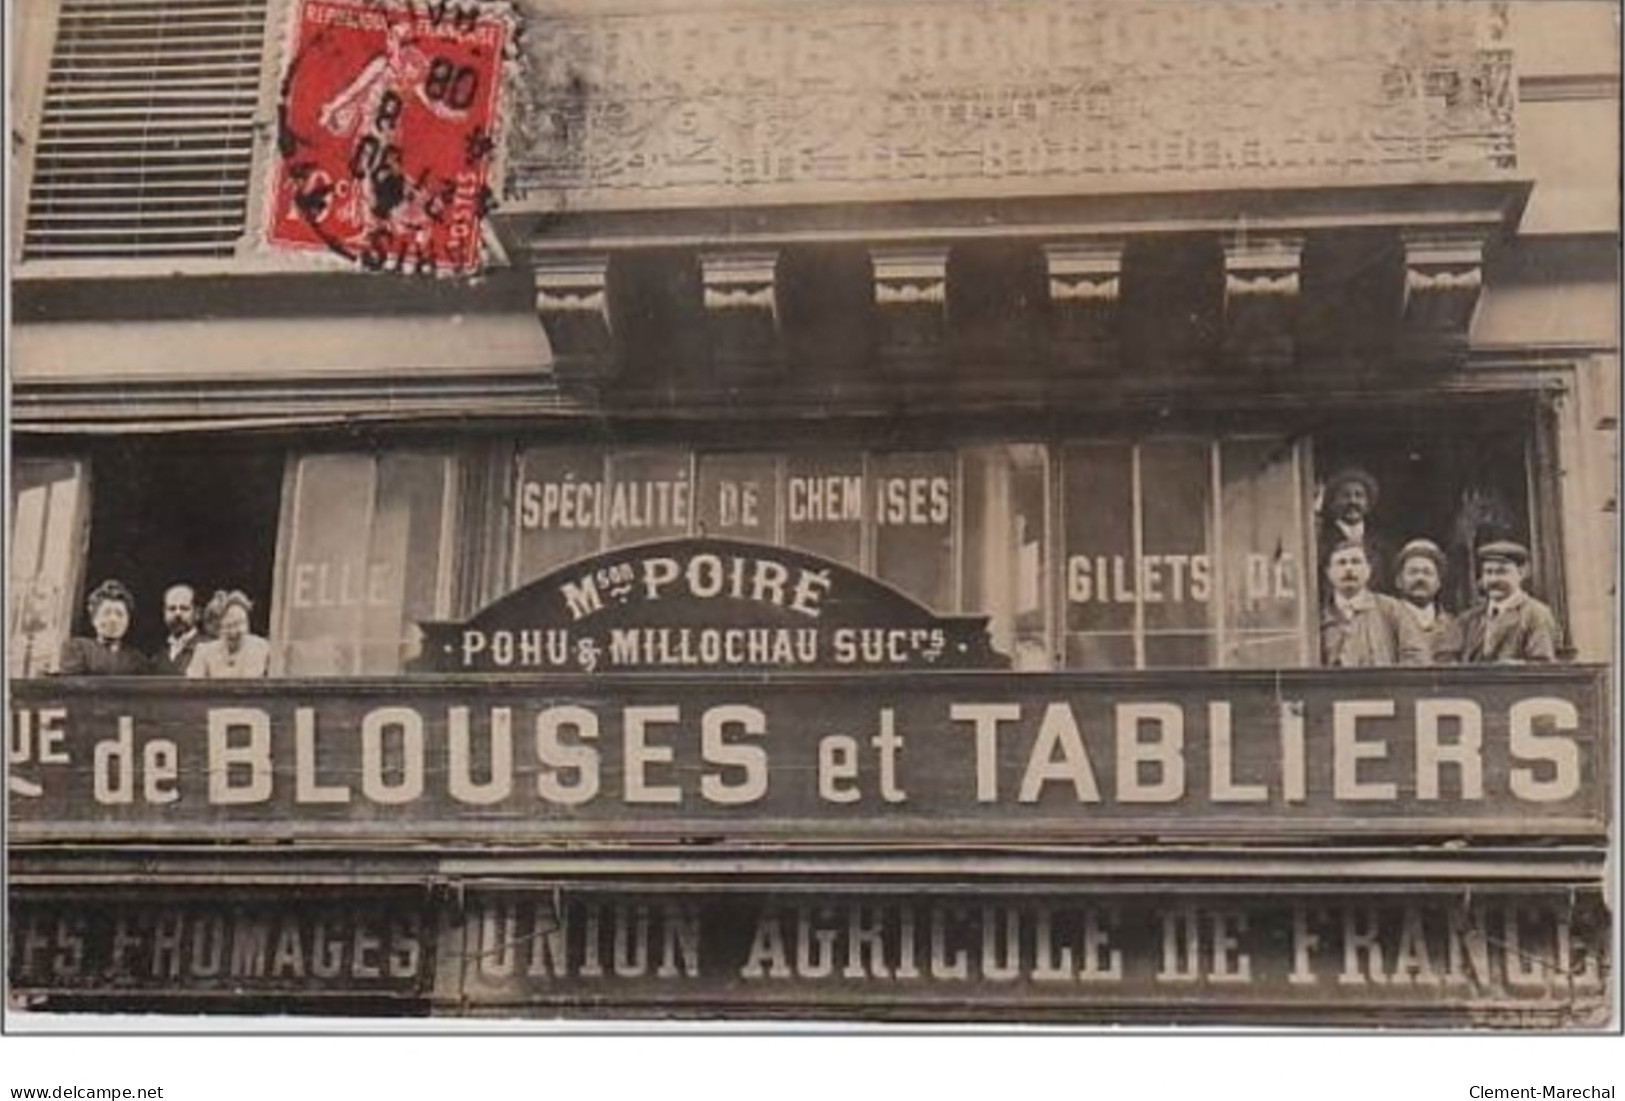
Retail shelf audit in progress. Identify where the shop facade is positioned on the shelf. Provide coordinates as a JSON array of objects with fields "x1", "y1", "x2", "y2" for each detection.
[{"x1": 7, "y1": 0, "x2": 1618, "y2": 1024}]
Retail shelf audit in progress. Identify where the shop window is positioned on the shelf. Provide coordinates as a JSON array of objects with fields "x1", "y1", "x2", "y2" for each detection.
[
  {"x1": 604, "y1": 450, "x2": 693, "y2": 548},
  {"x1": 961, "y1": 444, "x2": 1049, "y2": 669},
  {"x1": 783, "y1": 452, "x2": 866, "y2": 570},
  {"x1": 8, "y1": 459, "x2": 89, "y2": 677},
  {"x1": 1062, "y1": 437, "x2": 1310, "y2": 670},
  {"x1": 870, "y1": 451, "x2": 957, "y2": 609},
  {"x1": 502, "y1": 437, "x2": 1310, "y2": 672},
  {"x1": 514, "y1": 446, "x2": 606, "y2": 585},
  {"x1": 273, "y1": 452, "x2": 457, "y2": 675},
  {"x1": 1220, "y1": 439, "x2": 1312, "y2": 667},
  {"x1": 697, "y1": 453, "x2": 781, "y2": 542}
]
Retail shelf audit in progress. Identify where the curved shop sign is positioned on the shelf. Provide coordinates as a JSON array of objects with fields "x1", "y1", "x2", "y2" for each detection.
[{"x1": 415, "y1": 538, "x2": 1007, "y2": 673}]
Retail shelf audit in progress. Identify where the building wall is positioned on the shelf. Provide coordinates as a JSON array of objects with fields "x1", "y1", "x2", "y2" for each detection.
[{"x1": 6, "y1": 0, "x2": 1619, "y2": 1024}]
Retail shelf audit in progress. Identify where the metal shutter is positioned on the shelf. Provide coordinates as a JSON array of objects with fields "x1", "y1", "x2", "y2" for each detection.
[{"x1": 23, "y1": 0, "x2": 271, "y2": 260}]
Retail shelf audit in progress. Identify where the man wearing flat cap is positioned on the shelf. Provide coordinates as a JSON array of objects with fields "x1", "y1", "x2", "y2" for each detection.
[
  {"x1": 1318, "y1": 466, "x2": 1395, "y2": 594},
  {"x1": 1457, "y1": 541, "x2": 1562, "y2": 663},
  {"x1": 1393, "y1": 538, "x2": 1461, "y2": 663},
  {"x1": 1320, "y1": 539, "x2": 1429, "y2": 668}
]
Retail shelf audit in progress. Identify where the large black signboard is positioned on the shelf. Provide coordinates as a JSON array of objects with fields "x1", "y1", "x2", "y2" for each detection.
[
  {"x1": 8, "y1": 667, "x2": 1609, "y2": 843},
  {"x1": 10, "y1": 887, "x2": 1609, "y2": 1024},
  {"x1": 450, "y1": 887, "x2": 1610, "y2": 1025},
  {"x1": 8, "y1": 889, "x2": 435, "y2": 1001}
]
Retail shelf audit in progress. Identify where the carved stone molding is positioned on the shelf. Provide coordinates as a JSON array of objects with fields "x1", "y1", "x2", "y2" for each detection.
[
  {"x1": 533, "y1": 254, "x2": 613, "y2": 376},
  {"x1": 1222, "y1": 235, "x2": 1302, "y2": 371},
  {"x1": 1043, "y1": 239, "x2": 1122, "y2": 369},
  {"x1": 870, "y1": 245, "x2": 949, "y2": 365},
  {"x1": 700, "y1": 249, "x2": 783, "y2": 373},
  {"x1": 1401, "y1": 233, "x2": 1486, "y2": 356}
]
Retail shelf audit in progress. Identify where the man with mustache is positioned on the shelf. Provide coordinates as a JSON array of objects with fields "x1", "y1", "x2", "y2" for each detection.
[
  {"x1": 1458, "y1": 541, "x2": 1562, "y2": 664},
  {"x1": 1392, "y1": 538, "x2": 1462, "y2": 664},
  {"x1": 1317, "y1": 467, "x2": 1394, "y2": 592},
  {"x1": 149, "y1": 582, "x2": 204, "y2": 676},
  {"x1": 1320, "y1": 540, "x2": 1429, "y2": 668}
]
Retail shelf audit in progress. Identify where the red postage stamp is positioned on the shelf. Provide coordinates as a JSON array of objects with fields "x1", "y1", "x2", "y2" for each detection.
[{"x1": 267, "y1": 0, "x2": 510, "y2": 275}]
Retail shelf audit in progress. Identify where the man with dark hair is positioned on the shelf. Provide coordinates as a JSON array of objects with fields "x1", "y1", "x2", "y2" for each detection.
[
  {"x1": 1393, "y1": 538, "x2": 1462, "y2": 664},
  {"x1": 149, "y1": 583, "x2": 204, "y2": 675},
  {"x1": 1458, "y1": 541, "x2": 1562, "y2": 663},
  {"x1": 1317, "y1": 466, "x2": 1394, "y2": 592},
  {"x1": 58, "y1": 579, "x2": 149, "y2": 676},
  {"x1": 1320, "y1": 540, "x2": 1428, "y2": 668}
]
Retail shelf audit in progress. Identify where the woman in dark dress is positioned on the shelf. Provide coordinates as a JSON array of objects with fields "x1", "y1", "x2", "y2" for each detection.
[{"x1": 57, "y1": 579, "x2": 149, "y2": 676}]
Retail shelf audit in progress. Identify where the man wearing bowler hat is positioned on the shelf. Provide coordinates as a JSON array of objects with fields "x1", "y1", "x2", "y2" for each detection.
[
  {"x1": 1457, "y1": 541, "x2": 1562, "y2": 663},
  {"x1": 1318, "y1": 466, "x2": 1394, "y2": 593},
  {"x1": 1393, "y1": 538, "x2": 1462, "y2": 664}
]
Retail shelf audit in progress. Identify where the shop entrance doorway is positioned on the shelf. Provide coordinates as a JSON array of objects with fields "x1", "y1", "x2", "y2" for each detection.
[{"x1": 81, "y1": 439, "x2": 284, "y2": 657}]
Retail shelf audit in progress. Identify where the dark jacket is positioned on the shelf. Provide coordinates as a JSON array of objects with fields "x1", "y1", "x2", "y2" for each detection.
[
  {"x1": 1458, "y1": 591, "x2": 1562, "y2": 663},
  {"x1": 149, "y1": 629, "x2": 204, "y2": 676},
  {"x1": 1403, "y1": 603, "x2": 1463, "y2": 664},
  {"x1": 58, "y1": 637, "x2": 150, "y2": 676}
]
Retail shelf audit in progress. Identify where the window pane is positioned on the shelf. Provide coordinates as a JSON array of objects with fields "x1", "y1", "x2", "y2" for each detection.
[
  {"x1": 9, "y1": 459, "x2": 86, "y2": 678},
  {"x1": 1139, "y1": 439, "x2": 1214, "y2": 635},
  {"x1": 1062, "y1": 442, "x2": 1134, "y2": 667},
  {"x1": 783, "y1": 452, "x2": 865, "y2": 568},
  {"x1": 1145, "y1": 634, "x2": 1213, "y2": 669},
  {"x1": 514, "y1": 447, "x2": 604, "y2": 583},
  {"x1": 1064, "y1": 632, "x2": 1135, "y2": 670},
  {"x1": 871, "y1": 452, "x2": 956, "y2": 610},
  {"x1": 697, "y1": 453, "x2": 780, "y2": 544},
  {"x1": 962, "y1": 444, "x2": 1049, "y2": 669},
  {"x1": 1221, "y1": 438, "x2": 1308, "y2": 668},
  {"x1": 279, "y1": 455, "x2": 375, "y2": 676},
  {"x1": 278, "y1": 453, "x2": 455, "y2": 676},
  {"x1": 359, "y1": 454, "x2": 454, "y2": 674},
  {"x1": 604, "y1": 451, "x2": 693, "y2": 547}
]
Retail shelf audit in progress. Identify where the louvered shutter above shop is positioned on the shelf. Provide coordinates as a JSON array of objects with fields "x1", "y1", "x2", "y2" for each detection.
[{"x1": 23, "y1": 0, "x2": 271, "y2": 260}]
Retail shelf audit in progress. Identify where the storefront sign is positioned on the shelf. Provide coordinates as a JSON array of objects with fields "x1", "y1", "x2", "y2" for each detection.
[
  {"x1": 14, "y1": 887, "x2": 1605, "y2": 1022},
  {"x1": 506, "y1": 0, "x2": 1515, "y2": 210},
  {"x1": 8, "y1": 891, "x2": 433, "y2": 999},
  {"x1": 416, "y1": 538, "x2": 1005, "y2": 673},
  {"x1": 9, "y1": 667, "x2": 1608, "y2": 843},
  {"x1": 449, "y1": 888, "x2": 1610, "y2": 1024}
]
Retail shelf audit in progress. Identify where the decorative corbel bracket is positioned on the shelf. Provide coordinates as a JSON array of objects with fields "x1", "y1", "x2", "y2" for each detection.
[
  {"x1": 1043, "y1": 238, "x2": 1123, "y2": 370},
  {"x1": 1400, "y1": 231, "x2": 1486, "y2": 363},
  {"x1": 1222, "y1": 235, "x2": 1302, "y2": 371},
  {"x1": 533, "y1": 254, "x2": 614, "y2": 377},
  {"x1": 870, "y1": 245, "x2": 949, "y2": 366},
  {"x1": 700, "y1": 249, "x2": 782, "y2": 374}
]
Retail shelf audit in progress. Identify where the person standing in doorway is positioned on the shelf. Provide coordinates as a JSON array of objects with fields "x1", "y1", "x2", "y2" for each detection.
[
  {"x1": 1392, "y1": 539, "x2": 1462, "y2": 664},
  {"x1": 58, "y1": 580, "x2": 150, "y2": 676},
  {"x1": 1320, "y1": 541, "x2": 1428, "y2": 668},
  {"x1": 187, "y1": 590, "x2": 271, "y2": 679},
  {"x1": 1317, "y1": 467, "x2": 1395, "y2": 592},
  {"x1": 1458, "y1": 541, "x2": 1563, "y2": 664}
]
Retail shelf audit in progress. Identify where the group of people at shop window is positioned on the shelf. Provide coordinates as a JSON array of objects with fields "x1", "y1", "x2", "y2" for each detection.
[
  {"x1": 58, "y1": 581, "x2": 269, "y2": 678},
  {"x1": 1317, "y1": 466, "x2": 1562, "y2": 667},
  {"x1": 54, "y1": 465, "x2": 1562, "y2": 676}
]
